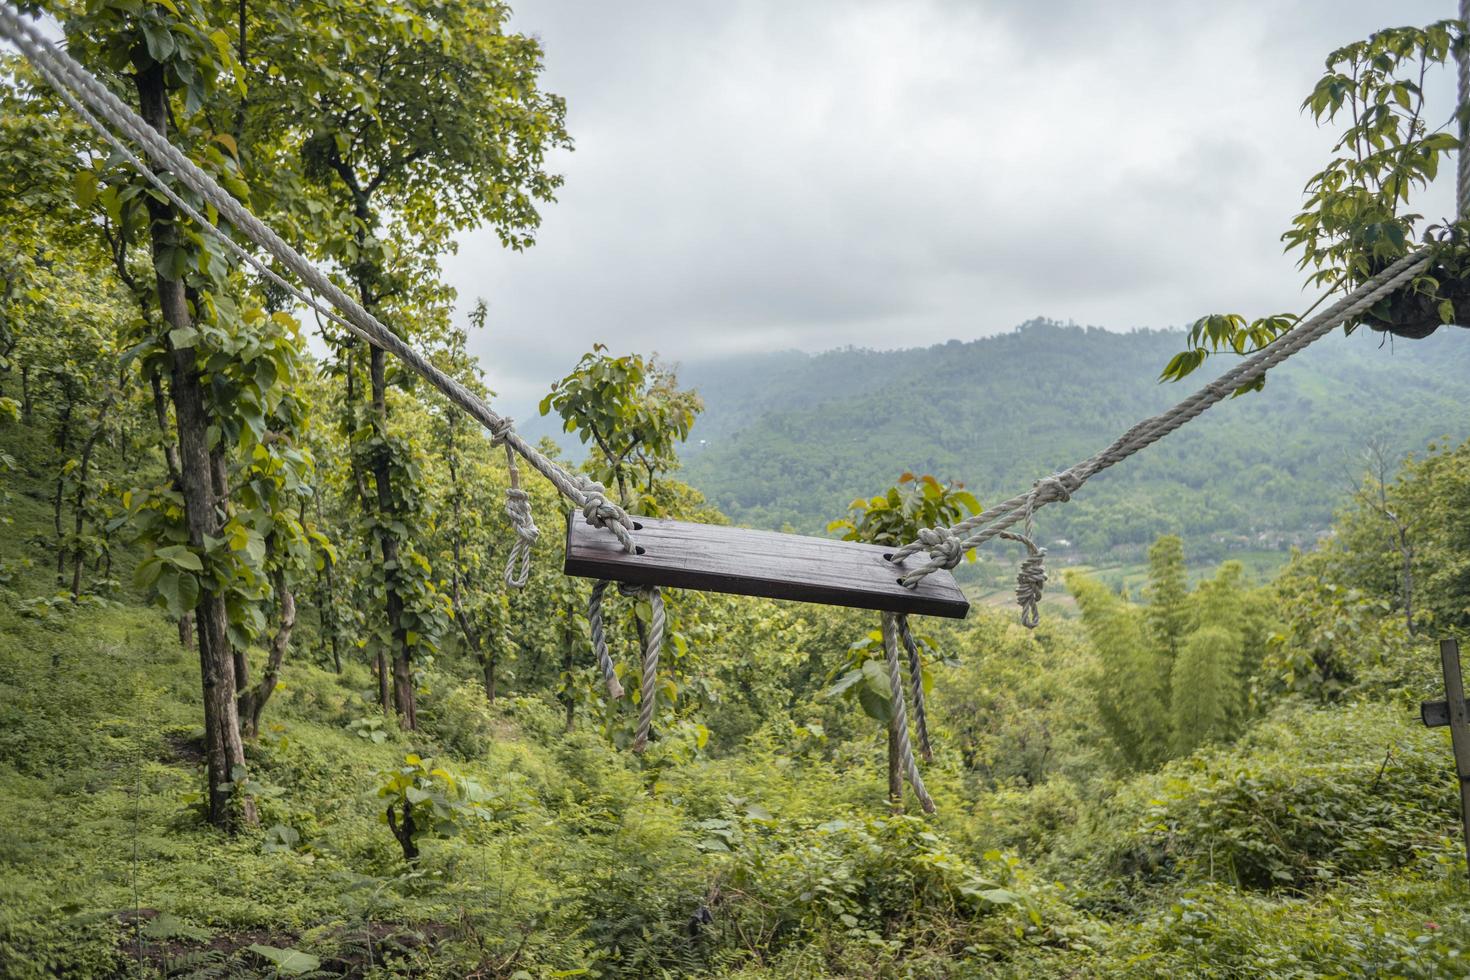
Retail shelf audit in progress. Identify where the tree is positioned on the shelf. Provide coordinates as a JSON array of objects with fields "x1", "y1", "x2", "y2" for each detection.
[
  {"x1": 1066, "y1": 571, "x2": 1171, "y2": 770},
  {"x1": 1069, "y1": 540, "x2": 1263, "y2": 769},
  {"x1": 257, "y1": 0, "x2": 569, "y2": 730},
  {"x1": 1162, "y1": 20, "x2": 1469, "y2": 389},
  {"x1": 828, "y1": 472, "x2": 979, "y2": 810},
  {"x1": 543, "y1": 348, "x2": 703, "y2": 743},
  {"x1": 32, "y1": 0, "x2": 330, "y2": 827},
  {"x1": 44, "y1": 0, "x2": 264, "y2": 830},
  {"x1": 1144, "y1": 535, "x2": 1191, "y2": 661},
  {"x1": 541, "y1": 346, "x2": 703, "y2": 512}
]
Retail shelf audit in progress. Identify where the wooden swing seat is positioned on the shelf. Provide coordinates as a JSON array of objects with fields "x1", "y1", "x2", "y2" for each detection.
[{"x1": 564, "y1": 515, "x2": 969, "y2": 619}]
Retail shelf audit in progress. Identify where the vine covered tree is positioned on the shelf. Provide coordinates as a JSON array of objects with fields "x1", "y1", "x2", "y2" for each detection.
[{"x1": 254, "y1": 0, "x2": 570, "y2": 729}]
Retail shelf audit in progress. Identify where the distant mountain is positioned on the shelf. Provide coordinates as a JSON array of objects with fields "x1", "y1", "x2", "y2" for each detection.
[{"x1": 672, "y1": 320, "x2": 1470, "y2": 563}]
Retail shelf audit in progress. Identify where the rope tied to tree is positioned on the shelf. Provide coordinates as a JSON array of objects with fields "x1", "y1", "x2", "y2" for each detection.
[
  {"x1": 881, "y1": 613, "x2": 936, "y2": 814},
  {"x1": 489, "y1": 417, "x2": 539, "y2": 588}
]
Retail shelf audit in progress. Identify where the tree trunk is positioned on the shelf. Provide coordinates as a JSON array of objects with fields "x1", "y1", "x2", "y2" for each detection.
[
  {"x1": 376, "y1": 650, "x2": 391, "y2": 715},
  {"x1": 70, "y1": 391, "x2": 115, "y2": 599},
  {"x1": 239, "y1": 571, "x2": 296, "y2": 739},
  {"x1": 52, "y1": 468, "x2": 66, "y2": 585},
  {"x1": 387, "y1": 801, "x2": 419, "y2": 864},
  {"x1": 136, "y1": 63, "x2": 254, "y2": 832},
  {"x1": 561, "y1": 613, "x2": 576, "y2": 733},
  {"x1": 887, "y1": 723, "x2": 903, "y2": 814},
  {"x1": 368, "y1": 345, "x2": 414, "y2": 730}
]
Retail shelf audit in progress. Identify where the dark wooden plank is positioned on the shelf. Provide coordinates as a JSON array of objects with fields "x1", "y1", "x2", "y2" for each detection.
[
  {"x1": 563, "y1": 516, "x2": 970, "y2": 619},
  {"x1": 1424, "y1": 699, "x2": 1451, "y2": 728}
]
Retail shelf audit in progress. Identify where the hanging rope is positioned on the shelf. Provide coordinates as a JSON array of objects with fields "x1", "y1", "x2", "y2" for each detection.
[
  {"x1": 631, "y1": 585, "x2": 666, "y2": 753},
  {"x1": 881, "y1": 613, "x2": 936, "y2": 814},
  {"x1": 1459, "y1": 0, "x2": 1470, "y2": 220},
  {"x1": 889, "y1": 248, "x2": 1431, "y2": 593},
  {"x1": 587, "y1": 580, "x2": 667, "y2": 751},
  {"x1": 894, "y1": 615, "x2": 933, "y2": 762},
  {"x1": 489, "y1": 418, "x2": 539, "y2": 588},
  {"x1": 998, "y1": 531, "x2": 1047, "y2": 629},
  {"x1": 0, "y1": 4, "x2": 636, "y2": 557},
  {"x1": 586, "y1": 580, "x2": 628, "y2": 700}
]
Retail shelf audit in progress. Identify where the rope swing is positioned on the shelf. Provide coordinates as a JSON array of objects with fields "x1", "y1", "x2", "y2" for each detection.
[{"x1": 5, "y1": 0, "x2": 1465, "y2": 814}]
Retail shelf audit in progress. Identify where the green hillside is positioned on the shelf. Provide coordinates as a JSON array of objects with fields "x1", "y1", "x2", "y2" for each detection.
[{"x1": 679, "y1": 320, "x2": 1470, "y2": 561}]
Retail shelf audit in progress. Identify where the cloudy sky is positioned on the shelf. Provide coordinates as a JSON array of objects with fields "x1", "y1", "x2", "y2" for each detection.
[{"x1": 441, "y1": 0, "x2": 1460, "y2": 418}]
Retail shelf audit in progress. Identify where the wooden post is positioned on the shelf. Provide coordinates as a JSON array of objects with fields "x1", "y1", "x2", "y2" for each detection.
[{"x1": 1421, "y1": 638, "x2": 1470, "y2": 879}]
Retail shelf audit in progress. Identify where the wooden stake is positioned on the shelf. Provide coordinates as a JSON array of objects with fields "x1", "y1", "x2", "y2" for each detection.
[{"x1": 1421, "y1": 638, "x2": 1470, "y2": 879}]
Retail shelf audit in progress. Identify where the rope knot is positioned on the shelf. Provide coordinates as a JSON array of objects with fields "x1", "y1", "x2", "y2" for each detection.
[
  {"x1": 488, "y1": 415, "x2": 515, "y2": 445},
  {"x1": 502, "y1": 486, "x2": 539, "y2": 588},
  {"x1": 999, "y1": 530, "x2": 1047, "y2": 628},
  {"x1": 1032, "y1": 474, "x2": 1074, "y2": 504},
  {"x1": 1015, "y1": 548, "x2": 1048, "y2": 629},
  {"x1": 917, "y1": 526, "x2": 965, "y2": 569},
  {"x1": 572, "y1": 475, "x2": 635, "y2": 551}
]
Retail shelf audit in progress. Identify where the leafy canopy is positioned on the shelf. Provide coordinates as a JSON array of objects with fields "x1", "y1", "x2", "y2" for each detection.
[{"x1": 1162, "y1": 19, "x2": 1469, "y2": 390}]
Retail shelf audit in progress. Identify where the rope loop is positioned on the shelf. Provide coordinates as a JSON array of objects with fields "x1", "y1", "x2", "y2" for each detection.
[
  {"x1": 881, "y1": 613, "x2": 936, "y2": 814},
  {"x1": 502, "y1": 486, "x2": 538, "y2": 588},
  {"x1": 586, "y1": 579, "x2": 666, "y2": 752},
  {"x1": 916, "y1": 526, "x2": 965, "y2": 569},
  {"x1": 632, "y1": 584, "x2": 665, "y2": 753},
  {"x1": 587, "y1": 580, "x2": 626, "y2": 700},
  {"x1": 895, "y1": 615, "x2": 933, "y2": 762},
  {"x1": 999, "y1": 530, "x2": 1047, "y2": 628}
]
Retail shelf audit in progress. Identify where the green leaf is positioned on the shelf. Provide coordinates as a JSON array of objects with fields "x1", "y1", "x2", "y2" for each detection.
[
  {"x1": 822, "y1": 668, "x2": 864, "y2": 700},
  {"x1": 247, "y1": 945, "x2": 321, "y2": 975},
  {"x1": 154, "y1": 545, "x2": 203, "y2": 572},
  {"x1": 858, "y1": 684, "x2": 892, "y2": 724}
]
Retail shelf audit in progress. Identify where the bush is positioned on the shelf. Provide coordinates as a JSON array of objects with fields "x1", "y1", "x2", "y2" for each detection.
[
  {"x1": 418, "y1": 675, "x2": 496, "y2": 759},
  {"x1": 1058, "y1": 702, "x2": 1456, "y2": 900}
]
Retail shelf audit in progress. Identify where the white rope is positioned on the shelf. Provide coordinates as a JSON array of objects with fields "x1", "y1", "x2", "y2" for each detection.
[
  {"x1": 1459, "y1": 0, "x2": 1470, "y2": 221},
  {"x1": 586, "y1": 580, "x2": 627, "y2": 700},
  {"x1": 631, "y1": 585, "x2": 665, "y2": 753},
  {"x1": 998, "y1": 530, "x2": 1046, "y2": 629},
  {"x1": 0, "y1": 4, "x2": 635, "y2": 555},
  {"x1": 488, "y1": 418, "x2": 538, "y2": 588},
  {"x1": 882, "y1": 613, "x2": 935, "y2": 814},
  {"x1": 890, "y1": 248, "x2": 1432, "y2": 589},
  {"x1": 586, "y1": 580, "x2": 665, "y2": 750},
  {"x1": 894, "y1": 615, "x2": 933, "y2": 762}
]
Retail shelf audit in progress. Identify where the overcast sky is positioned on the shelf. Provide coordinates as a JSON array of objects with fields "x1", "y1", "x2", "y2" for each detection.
[{"x1": 441, "y1": 0, "x2": 1459, "y2": 418}]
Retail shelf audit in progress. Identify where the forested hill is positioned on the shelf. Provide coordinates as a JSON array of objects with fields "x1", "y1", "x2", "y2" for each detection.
[{"x1": 675, "y1": 320, "x2": 1470, "y2": 560}]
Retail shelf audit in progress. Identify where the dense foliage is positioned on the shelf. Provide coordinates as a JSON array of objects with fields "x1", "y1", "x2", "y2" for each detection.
[
  {"x1": 2, "y1": 5, "x2": 1470, "y2": 978},
  {"x1": 675, "y1": 322, "x2": 1470, "y2": 560}
]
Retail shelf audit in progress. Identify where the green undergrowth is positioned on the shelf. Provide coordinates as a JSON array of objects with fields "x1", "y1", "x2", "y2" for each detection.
[
  {"x1": 5, "y1": 593, "x2": 1469, "y2": 977},
  {"x1": 0, "y1": 600, "x2": 1089, "y2": 978}
]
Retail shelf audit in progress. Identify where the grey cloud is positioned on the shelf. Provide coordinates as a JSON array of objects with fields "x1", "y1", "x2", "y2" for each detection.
[{"x1": 441, "y1": 0, "x2": 1456, "y2": 417}]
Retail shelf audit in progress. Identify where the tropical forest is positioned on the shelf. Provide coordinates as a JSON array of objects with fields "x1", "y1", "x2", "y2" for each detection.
[{"x1": 2, "y1": 2, "x2": 1470, "y2": 978}]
